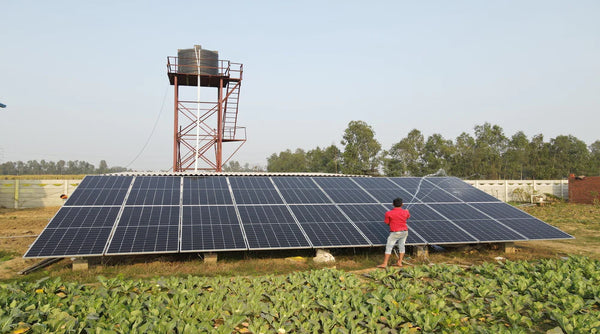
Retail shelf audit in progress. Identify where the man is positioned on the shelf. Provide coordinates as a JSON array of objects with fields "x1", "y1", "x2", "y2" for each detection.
[{"x1": 378, "y1": 197, "x2": 410, "y2": 268}]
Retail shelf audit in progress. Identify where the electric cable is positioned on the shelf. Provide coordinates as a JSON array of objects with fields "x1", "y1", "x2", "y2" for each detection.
[{"x1": 123, "y1": 84, "x2": 170, "y2": 169}]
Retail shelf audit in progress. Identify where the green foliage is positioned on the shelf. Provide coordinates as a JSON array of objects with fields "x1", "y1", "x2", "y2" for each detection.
[
  {"x1": 0, "y1": 160, "x2": 128, "y2": 175},
  {"x1": 340, "y1": 120, "x2": 382, "y2": 175},
  {"x1": 2, "y1": 257, "x2": 599, "y2": 333},
  {"x1": 267, "y1": 149, "x2": 308, "y2": 172},
  {"x1": 267, "y1": 120, "x2": 599, "y2": 178}
]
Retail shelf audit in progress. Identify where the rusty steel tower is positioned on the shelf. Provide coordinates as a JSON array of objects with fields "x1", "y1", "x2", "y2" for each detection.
[{"x1": 167, "y1": 45, "x2": 246, "y2": 172}]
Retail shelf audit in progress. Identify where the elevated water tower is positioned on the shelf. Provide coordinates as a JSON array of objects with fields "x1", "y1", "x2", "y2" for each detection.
[{"x1": 167, "y1": 45, "x2": 246, "y2": 172}]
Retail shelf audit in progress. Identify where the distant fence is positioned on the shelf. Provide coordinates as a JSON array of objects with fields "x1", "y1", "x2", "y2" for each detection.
[
  {"x1": 464, "y1": 180, "x2": 569, "y2": 202},
  {"x1": 0, "y1": 178, "x2": 569, "y2": 209},
  {"x1": 0, "y1": 179, "x2": 81, "y2": 209}
]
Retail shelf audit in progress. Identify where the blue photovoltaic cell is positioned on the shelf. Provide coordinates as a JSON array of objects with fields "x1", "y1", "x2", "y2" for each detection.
[
  {"x1": 65, "y1": 189, "x2": 128, "y2": 206},
  {"x1": 26, "y1": 175, "x2": 573, "y2": 258},
  {"x1": 244, "y1": 223, "x2": 311, "y2": 249},
  {"x1": 338, "y1": 204, "x2": 387, "y2": 223},
  {"x1": 180, "y1": 205, "x2": 245, "y2": 251},
  {"x1": 470, "y1": 202, "x2": 534, "y2": 219},
  {"x1": 75, "y1": 175, "x2": 133, "y2": 189},
  {"x1": 290, "y1": 205, "x2": 349, "y2": 223},
  {"x1": 404, "y1": 204, "x2": 477, "y2": 244},
  {"x1": 126, "y1": 176, "x2": 180, "y2": 206},
  {"x1": 408, "y1": 220, "x2": 477, "y2": 244},
  {"x1": 237, "y1": 205, "x2": 295, "y2": 224},
  {"x1": 106, "y1": 225, "x2": 179, "y2": 254},
  {"x1": 183, "y1": 177, "x2": 232, "y2": 205},
  {"x1": 300, "y1": 222, "x2": 370, "y2": 247},
  {"x1": 229, "y1": 177, "x2": 283, "y2": 204},
  {"x1": 64, "y1": 175, "x2": 132, "y2": 206},
  {"x1": 46, "y1": 206, "x2": 120, "y2": 228},
  {"x1": 181, "y1": 224, "x2": 246, "y2": 251},
  {"x1": 352, "y1": 178, "x2": 414, "y2": 203},
  {"x1": 313, "y1": 178, "x2": 377, "y2": 203},
  {"x1": 272, "y1": 177, "x2": 331, "y2": 204},
  {"x1": 499, "y1": 218, "x2": 572, "y2": 240},
  {"x1": 427, "y1": 203, "x2": 490, "y2": 220},
  {"x1": 425, "y1": 178, "x2": 500, "y2": 202},
  {"x1": 389, "y1": 177, "x2": 461, "y2": 203},
  {"x1": 289, "y1": 204, "x2": 370, "y2": 247},
  {"x1": 452, "y1": 219, "x2": 526, "y2": 242},
  {"x1": 25, "y1": 227, "x2": 113, "y2": 257},
  {"x1": 118, "y1": 206, "x2": 179, "y2": 227},
  {"x1": 24, "y1": 206, "x2": 120, "y2": 257},
  {"x1": 126, "y1": 188, "x2": 180, "y2": 205},
  {"x1": 182, "y1": 206, "x2": 239, "y2": 225}
]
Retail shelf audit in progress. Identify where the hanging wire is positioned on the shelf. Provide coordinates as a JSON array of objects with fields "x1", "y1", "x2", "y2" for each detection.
[{"x1": 123, "y1": 84, "x2": 170, "y2": 169}]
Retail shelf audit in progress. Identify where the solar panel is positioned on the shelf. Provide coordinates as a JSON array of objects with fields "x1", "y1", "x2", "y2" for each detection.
[
  {"x1": 25, "y1": 206, "x2": 120, "y2": 257},
  {"x1": 64, "y1": 175, "x2": 133, "y2": 206},
  {"x1": 126, "y1": 176, "x2": 180, "y2": 205},
  {"x1": 313, "y1": 178, "x2": 378, "y2": 203},
  {"x1": 289, "y1": 205, "x2": 371, "y2": 247},
  {"x1": 271, "y1": 177, "x2": 331, "y2": 204},
  {"x1": 180, "y1": 205, "x2": 246, "y2": 251},
  {"x1": 24, "y1": 175, "x2": 573, "y2": 258},
  {"x1": 229, "y1": 176, "x2": 284, "y2": 204},
  {"x1": 183, "y1": 176, "x2": 232, "y2": 205}
]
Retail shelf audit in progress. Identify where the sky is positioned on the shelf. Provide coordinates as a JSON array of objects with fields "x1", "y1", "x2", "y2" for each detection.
[{"x1": 1, "y1": 0, "x2": 599, "y2": 171}]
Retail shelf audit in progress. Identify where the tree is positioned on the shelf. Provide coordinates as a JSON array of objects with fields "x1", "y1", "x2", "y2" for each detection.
[
  {"x1": 527, "y1": 134, "x2": 552, "y2": 179},
  {"x1": 503, "y1": 131, "x2": 529, "y2": 179},
  {"x1": 473, "y1": 123, "x2": 507, "y2": 179},
  {"x1": 589, "y1": 140, "x2": 600, "y2": 176},
  {"x1": 548, "y1": 135, "x2": 589, "y2": 178},
  {"x1": 384, "y1": 129, "x2": 425, "y2": 176},
  {"x1": 98, "y1": 160, "x2": 109, "y2": 174},
  {"x1": 340, "y1": 121, "x2": 381, "y2": 175},
  {"x1": 306, "y1": 145, "x2": 341, "y2": 173},
  {"x1": 421, "y1": 133, "x2": 454, "y2": 175},
  {"x1": 267, "y1": 149, "x2": 307, "y2": 172},
  {"x1": 449, "y1": 132, "x2": 476, "y2": 178}
]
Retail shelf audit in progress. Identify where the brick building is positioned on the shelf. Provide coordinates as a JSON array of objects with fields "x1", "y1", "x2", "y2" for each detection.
[{"x1": 568, "y1": 175, "x2": 600, "y2": 204}]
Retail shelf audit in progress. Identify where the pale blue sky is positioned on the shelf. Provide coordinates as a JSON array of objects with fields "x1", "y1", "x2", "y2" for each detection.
[{"x1": 1, "y1": 1, "x2": 599, "y2": 171}]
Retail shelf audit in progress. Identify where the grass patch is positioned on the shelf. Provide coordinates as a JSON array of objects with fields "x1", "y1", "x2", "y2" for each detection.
[{"x1": 0, "y1": 251, "x2": 15, "y2": 262}]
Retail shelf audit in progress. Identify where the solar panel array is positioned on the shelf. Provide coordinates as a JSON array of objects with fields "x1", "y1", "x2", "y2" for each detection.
[{"x1": 24, "y1": 175, "x2": 573, "y2": 258}]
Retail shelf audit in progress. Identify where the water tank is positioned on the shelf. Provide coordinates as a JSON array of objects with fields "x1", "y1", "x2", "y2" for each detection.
[{"x1": 177, "y1": 45, "x2": 219, "y2": 75}]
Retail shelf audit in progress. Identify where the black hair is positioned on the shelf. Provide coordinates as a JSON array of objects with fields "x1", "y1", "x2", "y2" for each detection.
[{"x1": 393, "y1": 198, "x2": 403, "y2": 207}]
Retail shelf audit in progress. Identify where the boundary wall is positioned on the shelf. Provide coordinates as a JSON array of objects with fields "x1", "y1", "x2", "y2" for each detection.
[
  {"x1": 463, "y1": 180, "x2": 568, "y2": 203},
  {"x1": 0, "y1": 180, "x2": 81, "y2": 209},
  {"x1": 0, "y1": 178, "x2": 568, "y2": 209}
]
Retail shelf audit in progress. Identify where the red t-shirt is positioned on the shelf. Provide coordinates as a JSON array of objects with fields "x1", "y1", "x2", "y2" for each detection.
[{"x1": 385, "y1": 207, "x2": 410, "y2": 232}]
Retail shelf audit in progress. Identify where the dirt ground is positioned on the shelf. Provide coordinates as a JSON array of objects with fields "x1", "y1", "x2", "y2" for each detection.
[
  {"x1": 1, "y1": 204, "x2": 598, "y2": 280},
  {"x1": 0, "y1": 207, "x2": 58, "y2": 279}
]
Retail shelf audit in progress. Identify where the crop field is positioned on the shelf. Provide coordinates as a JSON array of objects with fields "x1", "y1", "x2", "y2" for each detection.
[
  {"x1": 0, "y1": 203, "x2": 599, "y2": 332},
  {"x1": 1, "y1": 256, "x2": 599, "y2": 333}
]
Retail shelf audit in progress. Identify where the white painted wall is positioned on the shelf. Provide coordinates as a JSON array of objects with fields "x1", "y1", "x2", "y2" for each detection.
[
  {"x1": 0, "y1": 178, "x2": 569, "y2": 209},
  {"x1": 0, "y1": 180, "x2": 81, "y2": 208}
]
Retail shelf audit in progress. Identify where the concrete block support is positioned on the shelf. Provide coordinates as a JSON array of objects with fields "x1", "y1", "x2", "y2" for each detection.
[
  {"x1": 72, "y1": 258, "x2": 89, "y2": 271},
  {"x1": 413, "y1": 246, "x2": 429, "y2": 260},
  {"x1": 204, "y1": 253, "x2": 218, "y2": 264},
  {"x1": 502, "y1": 242, "x2": 517, "y2": 254}
]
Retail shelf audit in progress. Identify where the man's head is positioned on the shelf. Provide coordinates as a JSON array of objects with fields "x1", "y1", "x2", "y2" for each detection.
[{"x1": 393, "y1": 197, "x2": 403, "y2": 207}]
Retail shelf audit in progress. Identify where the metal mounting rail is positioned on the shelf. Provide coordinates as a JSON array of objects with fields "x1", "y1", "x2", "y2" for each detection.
[{"x1": 18, "y1": 257, "x2": 63, "y2": 275}]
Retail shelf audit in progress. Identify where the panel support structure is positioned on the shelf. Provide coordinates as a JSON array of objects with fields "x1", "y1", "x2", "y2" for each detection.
[
  {"x1": 204, "y1": 253, "x2": 218, "y2": 264},
  {"x1": 412, "y1": 245, "x2": 429, "y2": 260}
]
